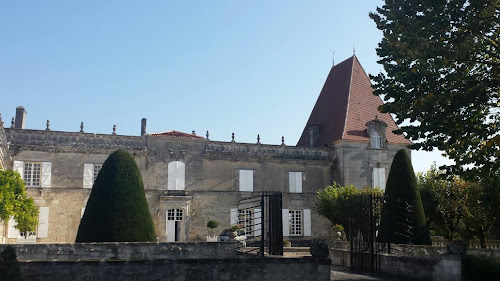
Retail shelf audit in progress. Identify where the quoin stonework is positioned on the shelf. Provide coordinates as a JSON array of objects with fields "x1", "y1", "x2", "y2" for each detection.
[{"x1": 1, "y1": 56, "x2": 411, "y2": 244}]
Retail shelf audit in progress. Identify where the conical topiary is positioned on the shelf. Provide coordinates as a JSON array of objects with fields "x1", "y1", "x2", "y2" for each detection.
[
  {"x1": 381, "y1": 149, "x2": 431, "y2": 245},
  {"x1": 76, "y1": 150, "x2": 156, "y2": 242},
  {"x1": 0, "y1": 246, "x2": 22, "y2": 281}
]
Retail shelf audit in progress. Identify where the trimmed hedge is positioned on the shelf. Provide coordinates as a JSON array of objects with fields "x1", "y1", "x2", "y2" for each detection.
[
  {"x1": 463, "y1": 254, "x2": 500, "y2": 281},
  {"x1": 0, "y1": 246, "x2": 22, "y2": 281},
  {"x1": 76, "y1": 150, "x2": 156, "y2": 242},
  {"x1": 381, "y1": 149, "x2": 431, "y2": 245}
]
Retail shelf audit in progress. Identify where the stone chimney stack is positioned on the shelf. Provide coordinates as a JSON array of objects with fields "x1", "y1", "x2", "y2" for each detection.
[
  {"x1": 15, "y1": 106, "x2": 27, "y2": 129},
  {"x1": 141, "y1": 118, "x2": 147, "y2": 136}
]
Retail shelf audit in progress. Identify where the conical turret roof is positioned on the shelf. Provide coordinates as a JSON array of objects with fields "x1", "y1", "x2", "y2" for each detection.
[{"x1": 297, "y1": 56, "x2": 411, "y2": 147}]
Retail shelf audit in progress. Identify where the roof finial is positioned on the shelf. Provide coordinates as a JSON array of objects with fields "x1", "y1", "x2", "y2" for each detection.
[
  {"x1": 332, "y1": 51, "x2": 335, "y2": 66},
  {"x1": 353, "y1": 44, "x2": 356, "y2": 56},
  {"x1": 206, "y1": 130, "x2": 210, "y2": 141},
  {"x1": 46, "y1": 120, "x2": 50, "y2": 131},
  {"x1": 281, "y1": 136, "x2": 285, "y2": 146},
  {"x1": 231, "y1": 132, "x2": 235, "y2": 142},
  {"x1": 80, "y1": 122, "x2": 84, "y2": 133},
  {"x1": 10, "y1": 117, "x2": 15, "y2": 128},
  {"x1": 257, "y1": 134, "x2": 260, "y2": 144},
  {"x1": 112, "y1": 124, "x2": 117, "y2": 135},
  {"x1": 192, "y1": 130, "x2": 196, "y2": 135}
]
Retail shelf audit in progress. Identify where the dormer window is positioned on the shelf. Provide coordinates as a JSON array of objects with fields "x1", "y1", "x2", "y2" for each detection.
[{"x1": 370, "y1": 131, "x2": 381, "y2": 149}]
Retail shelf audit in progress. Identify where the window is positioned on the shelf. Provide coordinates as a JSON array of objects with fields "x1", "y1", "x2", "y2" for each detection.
[
  {"x1": 370, "y1": 131, "x2": 381, "y2": 149},
  {"x1": 239, "y1": 170, "x2": 253, "y2": 192},
  {"x1": 168, "y1": 161, "x2": 185, "y2": 190},
  {"x1": 93, "y1": 165, "x2": 102, "y2": 182},
  {"x1": 372, "y1": 167, "x2": 386, "y2": 190},
  {"x1": 289, "y1": 210, "x2": 302, "y2": 236},
  {"x1": 167, "y1": 208, "x2": 183, "y2": 221},
  {"x1": 239, "y1": 209, "x2": 253, "y2": 236},
  {"x1": 289, "y1": 172, "x2": 303, "y2": 193},
  {"x1": 14, "y1": 161, "x2": 51, "y2": 188},
  {"x1": 83, "y1": 163, "x2": 102, "y2": 189},
  {"x1": 24, "y1": 162, "x2": 41, "y2": 187}
]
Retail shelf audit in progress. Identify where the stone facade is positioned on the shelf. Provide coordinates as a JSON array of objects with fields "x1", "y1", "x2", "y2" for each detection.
[
  {"x1": 1, "y1": 56, "x2": 411, "y2": 244},
  {"x1": 0, "y1": 113, "x2": 8, "y2": 170}
]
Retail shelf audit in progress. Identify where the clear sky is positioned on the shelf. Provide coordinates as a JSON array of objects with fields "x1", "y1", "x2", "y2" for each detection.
[{"x1": 0, "y1": 0, "x2": 453, "y2": 173}]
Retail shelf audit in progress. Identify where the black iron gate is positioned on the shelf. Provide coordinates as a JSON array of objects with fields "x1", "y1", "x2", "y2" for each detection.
[
  {"x1": 348, "y1": 194, "x2": 387, "y2": 272},
  {"x1": 237, "y1": 192, "x2": 283, "y2": 256}
]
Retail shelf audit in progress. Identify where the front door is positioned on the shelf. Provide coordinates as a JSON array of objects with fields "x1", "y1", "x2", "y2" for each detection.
[{"x1": 166, "y1": 208, "x2": 184, "y2": 242}]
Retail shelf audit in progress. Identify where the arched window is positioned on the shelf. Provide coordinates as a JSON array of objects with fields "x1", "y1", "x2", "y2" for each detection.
[
  {"x1": 371, "y1": 131, "x2": 381, "y2": 149},
  {"x1": 168, "y1": 161, "x2": 185, "y2": 190}
]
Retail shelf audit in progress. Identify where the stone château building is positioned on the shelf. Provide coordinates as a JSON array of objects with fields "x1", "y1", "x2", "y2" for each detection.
[{"x1": 1, "y1": 56, "x2": 410, "y2": 244}]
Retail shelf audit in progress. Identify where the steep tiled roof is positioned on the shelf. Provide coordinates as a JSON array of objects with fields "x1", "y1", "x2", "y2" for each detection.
[
  {"x1": 150, "y1": 130, "x2": 204, "y2": 140},
  {"x1": 297, "y1": 56, "x2": 412, "y2": 147}
]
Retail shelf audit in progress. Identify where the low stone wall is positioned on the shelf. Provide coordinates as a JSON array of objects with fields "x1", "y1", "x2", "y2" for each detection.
[
  {"x1": 0, "y1": 242, "x2": 241, "y2": 261},
  {"x1": 1, "y1": 242, "x2": 332, "y2": 281},
  {"x1": 329, "y1": 241, "x2": 463, "y2": 281},
  {"x1": 19, "y1": 258, "x2": 331, "y2": 281}
]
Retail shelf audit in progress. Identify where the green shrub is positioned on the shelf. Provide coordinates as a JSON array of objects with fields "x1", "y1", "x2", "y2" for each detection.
[
  {"x1": 207, "y1": 220, "x2": 219, "y2": 229},
  {"x1": 463, "y1": 254, "x2": 500, "y2": 281},
  {"x1": 0, "y1": 246, "x2": 22, "y2": 281},
  {"x1": 76, "y1": 150, "x2": 157, "y2": 242},
  {"x1": 381, "y1": 149, "x2": 431, "y2": 245}
]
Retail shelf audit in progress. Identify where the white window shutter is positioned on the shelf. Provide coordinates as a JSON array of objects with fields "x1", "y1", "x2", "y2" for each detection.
[
  {"x1": 239, "y1": 170, "x2": 253, "y2": 192},
  {"x1": 254, "y1": 208, "x2": 261, "y2": 237},
  {"x1": 230, "y1": 208, "x2": 239, "y2": 225},
  {"x1": 289, "y1": 172, "x2": 296, "y2": 193},
  {"x1": 303, "y1": 209, "x2": 312, "y2": 237},
  {"x1": 7, "y1": 216, "x2": 20, "y2": 238},
  {"x1": 81, "y1": 207, "x2": 86, "y2": 218},
  {"x1": 247, "y1": 171, "x2": 253, "y2": 191},
  {"x1": 37, "y1": 207, "x2": 50, "y2": 238},
  {"x1": 296, "y1": 172, "x2": 303, "y2": 193},
  {"x1": 41, "y1": 162, "x2": 52, "y2": 187},
  {"x1": 176, "y1": 162, "x2": 185, "y2": 190},
  {"x1": 379, "y1": 168, "x2": 386, "y2": 190},
  {"x1": 282, "y1": 209, "x2": 289, "y2": 236},
  {"x1": 13, "y1": 161, "x2": 24, "y2": 177},
  {"x1": 372, "y1": 168, "x2": 379, "y2": 189},
  {"x1": 83, "y1": 163, "x2": 93, "y2": 189},
  {"x1": 168, "y1": 162, "x2": 177, "y2": 190}
]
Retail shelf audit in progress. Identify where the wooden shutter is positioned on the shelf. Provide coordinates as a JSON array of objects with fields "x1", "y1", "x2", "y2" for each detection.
[
  {"x1": 176, "y1": 162, "x2": 185, "y2": 190},
  {"x1": 379, "y1": 168, "x2": 386, "y2": 190},
  {"x1": 83, "y1": 163, "x2": 93, "y2": 189},
  {"x1": 303, "y1": 209, "x2": 311, "y2": 237},
  {"x1": 230, "y1": 208, "x2": 239, "y2": 226},
  {"x1": 13, "y1": 161, "x2": 24, "y2": 177},
  {"x1": 37, "y1": 207, "x2": 50, "y2": 238},
  {"x1": 282, "y1": 209, "x2": 289, "y2": 236},
  {"x1": 41, "y1": 162, "x2": 52, "y2": 187},
  {"x1": 254, "y1": 208, "x2": 261, "y2": 237},
  {"x1": 296, "y1": 172, "x2": 303, "y2": 193},
  {"x1": 168, "y1": 162, "x2": 177, "y2": 190},
  {"x1": 7, "y1": 216, "x2": 19, "y2": 238},
  {"x1": 372, "y1": 168, "x2": 380, "y2": 189},
  {"x1": 289, "y1": 172, "x2": 296, "y2": 193},
  {"x1": 239, "y1": 170, "x2": 253, "y2": 192}
]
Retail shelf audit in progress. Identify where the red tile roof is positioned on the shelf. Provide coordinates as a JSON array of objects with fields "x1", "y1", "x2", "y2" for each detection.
[
  {"x1": 297, "y1": 56, "x2": 412, "y2": 147},
  {"x1": 150, "y1": 130, "x2": 204, "y2": 140}
]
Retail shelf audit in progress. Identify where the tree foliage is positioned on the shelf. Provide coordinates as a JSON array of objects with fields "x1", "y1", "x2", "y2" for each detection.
[
  {"x1": 76, "y1": 150, "x2": 156, "y2": 242},
  {"x1": 417, "y1": 165, "x2": 468, "y2": 241},
  {"x1": 370, "y1": 0, "x2": 500, "y2": 181},
  {"x1": 314, "y1": 182, "x2": 382, "y2": 234},
  {"x1": 382, "y1": 149, "x2": 431, "y2": 245},
  {"x1": 0, "y1": 170, "x2": 38, "y2": 234},
  {"x1": 0, "y1": 246, "x2": 22, "y2": 281}
]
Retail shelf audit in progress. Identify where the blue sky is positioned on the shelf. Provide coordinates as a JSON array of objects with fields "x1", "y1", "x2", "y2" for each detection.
[{"x1": 0, "y1": 0, "x2": 452, "y2": 173}]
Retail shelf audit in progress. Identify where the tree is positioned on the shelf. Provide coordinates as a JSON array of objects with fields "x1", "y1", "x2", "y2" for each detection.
[
  {"x1": 0, "y1": 170, "x2": 38, "y2": 236},
  {"x1": 76, "y1": 150, "x2": 157, "y2": 242},
  {"x1": 463, "y1": 181, "x2": 496, "y2": 248},
  {"x1": 382, "y1": 149, "x2": 431, "y2": 245},
  {"x1": 417, "y1": 165, "x2": 468, "y2": 241},
  {"x1": 370, "y1": 0, "x2": 499, "y2": 181},
  {"x1": 0, "y1": 246, "x2": 22, "y2": 281},
  {"x1": 314, "y1": 182, "x2": 382, "y2": 235}
]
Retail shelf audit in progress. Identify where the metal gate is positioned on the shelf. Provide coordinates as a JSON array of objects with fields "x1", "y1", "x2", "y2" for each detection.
[
  {"x1": 348, "y1": 194, "x2": 387, "y2": 272},
  {"x1": 237, "y1": 192, "x2": 283, "y2": 256}
]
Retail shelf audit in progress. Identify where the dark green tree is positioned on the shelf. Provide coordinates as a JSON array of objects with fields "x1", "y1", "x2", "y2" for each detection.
[
  {"x1": 0, "y1": 246, "x2": 22, "y2": 281},
  {"x1": 370, "y1": 0, "x2": 499, "y2": 182},
  {"x1": 76, "y1": 150, "x2": 156, "y2": 242},
  {"x1": 382, "y1": 149, "x2": 431, "y2": 245}
]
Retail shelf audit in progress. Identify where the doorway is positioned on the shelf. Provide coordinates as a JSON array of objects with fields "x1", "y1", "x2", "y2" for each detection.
[{"x1": 166, "y1": 208, "x2": 184, "y2": 242}]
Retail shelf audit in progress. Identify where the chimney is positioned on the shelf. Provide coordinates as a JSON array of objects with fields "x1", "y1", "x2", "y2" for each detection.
[
  {"x1": 15, "y1": 106, "x2": 27, "y2": 129},
  {"x1": 141, "y1": 118, "x2": 147, "y2": 136}
]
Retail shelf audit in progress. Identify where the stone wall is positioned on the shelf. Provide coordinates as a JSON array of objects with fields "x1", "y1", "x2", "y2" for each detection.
[
  {"x1": 0, "y1": 113, "x2": 8, "y2": 170},
  {"x1": 1, "y1": 242, "x2": 331, "y2": 281}
]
